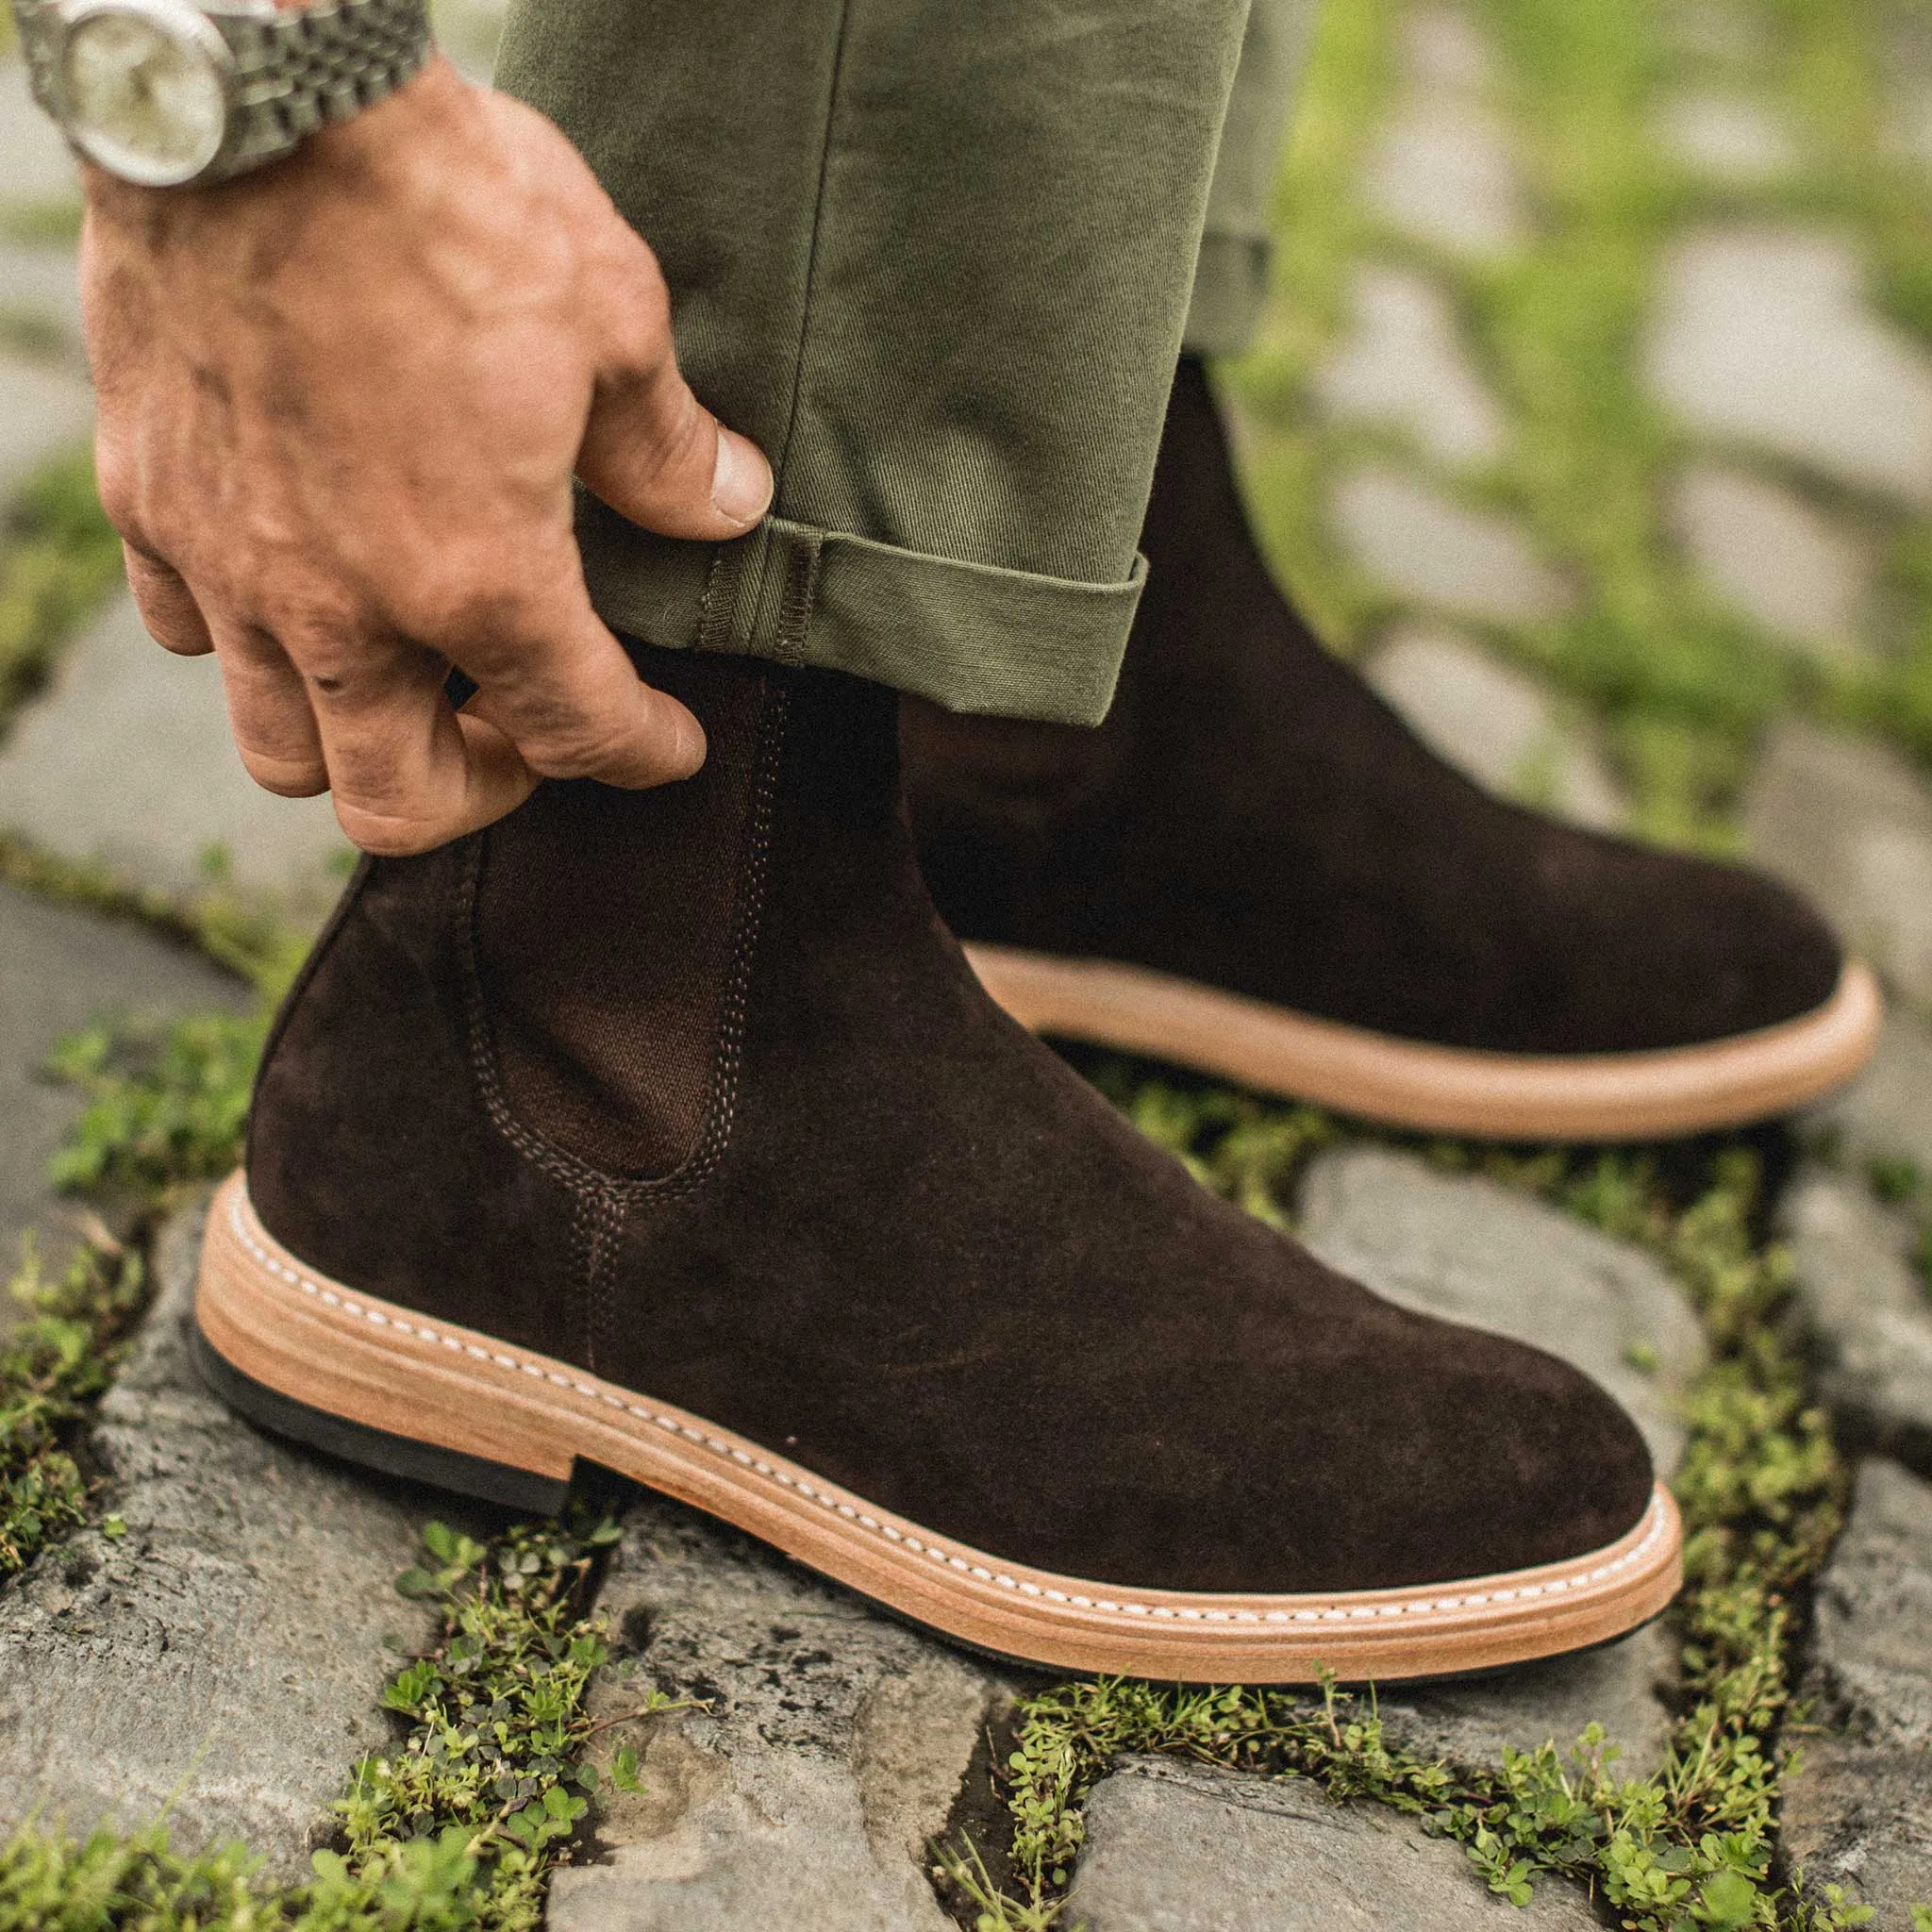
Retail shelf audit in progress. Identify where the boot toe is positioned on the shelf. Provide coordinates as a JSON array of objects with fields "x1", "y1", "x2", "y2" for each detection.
[
  {"x1": 1661, "y1": 858, "x2": 1846, "y2": 1042},
  {"x1": 1224, "y1": 1301, "x2": 1660, "y2": 1598}
]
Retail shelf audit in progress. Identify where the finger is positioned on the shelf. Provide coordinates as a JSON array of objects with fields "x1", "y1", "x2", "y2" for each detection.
[
  {"x1": 208, "y1": 622, "x2": 329, "y2": 798},
  {"x1": 302, "y1": 639, "x2": 539, "y2": 856},
  {"x1": 124, "y1": 545, "x2": 214, "y2": 657},
  {"x1": 575, "y1": 248, "x2": 772, "y2": 541},
  {"x1": 451, "y1": 575, "x2": 707, "y2": 791}
]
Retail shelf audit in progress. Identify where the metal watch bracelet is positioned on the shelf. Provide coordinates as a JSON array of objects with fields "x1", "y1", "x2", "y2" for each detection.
[{"x1": 12, "y1": 0, "x2": 433, "y2": 184}]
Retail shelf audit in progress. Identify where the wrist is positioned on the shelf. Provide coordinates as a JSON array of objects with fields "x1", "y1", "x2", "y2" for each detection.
[
  {"x1": 83, "y1": 44, "x2": 467, "y2": 219},
  {"x1": 20, "y1": 0, "x2": 435, "y2": 191}
]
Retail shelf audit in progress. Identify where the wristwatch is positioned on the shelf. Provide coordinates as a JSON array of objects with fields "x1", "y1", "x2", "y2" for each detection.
[{"x1": 10, "y1": 0, "x2": 431, "y2": 188}]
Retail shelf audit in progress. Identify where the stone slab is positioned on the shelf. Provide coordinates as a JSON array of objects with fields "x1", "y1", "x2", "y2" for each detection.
[
  {"x1": 1646, "y1": 229, "x2": 1932, "y2": 507},
  {"x1": 1656, "y1": 94, "x2": 1798, "y2": 182},
  {"x1": 0, "y1": 591, "x2": 352, "y2": 911},
  {"x1": 1780, "y1": 1168, "x2": 1932, "y2": 1474},
  {"x1": 1331, "y1": 468, "x2": 1571, "y2": 623},
  {"x1": 0, "y1": 882, "x2": 245, "y2": 1325},
  {"x1": 1363, "y1": 97, "x2": 1528, "y2": 260},
  {"x1": 1671, "y1": 464, "x2": 1871, "y2": 665},
  {"x1": 1806, "y1": 1004, "x2": 1932, "y2": 1182},
  {"x1": 1365, "y1": 625, "x2": 1624, "y2": 829},
  {"x1": 0, "y1": 1201, "x2": 446, "y2": 1878},
  {"x1": 1377, "y1": 1622, "x2": 1677, "y2": 1781},
  {"x1": 0, "y1": 58, "x2": 79, "y2": 208},
  {"x1": 1779, "y1": 1458, "x2": 1932, "y2": 1915},
  {"x1": 426, "y1": 0, "x2": 507, "y2": 81},
  {"x1": 548, "y1": 1495, "x2": 995, "y2": 1932},
  {"x1": 1297, "y1": 1145, "x2": 1705, "y2": 1474},
  {"x1": 1399, "y1": 6, "x2": 1493, "y2": 93},
  {"x1": 1741, "y1": 719, "x2": 1932, "y2": 1008},
  {"x1": 1313, "y1": 265, "x2": 1506, "y2": 468},
  {"x1": 0, "y1": 242, "x2": 85, "y2": 364},
  {"x1": 0, "y1": 356, "x2": 90, "y2": 505},
  {"x1": 1066, "y1": 1758, "x2": 1599, "y2": 1931}
]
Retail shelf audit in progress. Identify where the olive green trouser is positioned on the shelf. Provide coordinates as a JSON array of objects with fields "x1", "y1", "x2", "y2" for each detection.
[{"x1": 495, "y1": 0, "x2": 1313, "y2": 726}]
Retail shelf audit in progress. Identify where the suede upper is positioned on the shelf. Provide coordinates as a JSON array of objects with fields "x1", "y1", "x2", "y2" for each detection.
[
  {"x1": 248, "y1": 645, "x2": 1656, "y2": 1598},
  {"x1": 904, "y1": 357, "x2": 1845, "y2": 1058}
]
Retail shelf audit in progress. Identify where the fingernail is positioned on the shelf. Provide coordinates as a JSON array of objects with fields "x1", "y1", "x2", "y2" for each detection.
[{"x1": 711, "y1": 428, "x2": 773, "y2": 529}]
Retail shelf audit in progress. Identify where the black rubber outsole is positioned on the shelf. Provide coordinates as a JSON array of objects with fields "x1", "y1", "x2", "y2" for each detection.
[{"x1": 191, "y1": 1321, "x2": 573, "y2": 1514}]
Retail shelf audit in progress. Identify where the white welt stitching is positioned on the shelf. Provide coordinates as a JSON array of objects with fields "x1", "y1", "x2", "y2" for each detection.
[{"x1": 225, "y1": 1190, "x2": 1671, "y2": 1626}]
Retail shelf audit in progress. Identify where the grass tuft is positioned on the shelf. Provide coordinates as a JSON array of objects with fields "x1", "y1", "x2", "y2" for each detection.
[
  {"x1": 0, "y1": 1237, "x2": 146, "y2": 1583},
  {"x1": 47, "y1": 1010, "x2": 269, "y2": 1203},
  {"x1": 0, "y1": 448, "x2": 124, "y2": 741}
]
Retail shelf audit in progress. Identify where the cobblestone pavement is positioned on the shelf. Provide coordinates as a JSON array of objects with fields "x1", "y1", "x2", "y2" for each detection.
[{"x1": 2, "y1": 0, "x2": 1932, "y2": 1924}]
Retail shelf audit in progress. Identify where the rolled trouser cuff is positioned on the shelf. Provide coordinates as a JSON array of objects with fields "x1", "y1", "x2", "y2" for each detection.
[
  {"x1": 1183, "y1": 226, "x2": 1275, "y2": 358},
  {"x1": 578, "y1": 496, "x2": 1146, "y2": 728}
]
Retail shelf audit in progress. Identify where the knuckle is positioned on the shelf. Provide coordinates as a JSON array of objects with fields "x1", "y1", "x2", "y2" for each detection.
[
  {"x1": 604, "y1": 381, "x2": 708, "y2": 507},
  {"x1": 597, "y1": 232, "x2": 673, "y2": 341},
  {"x1": 391, "y1": 566, "x2": 527, "y2": 651},
  {"x1": 291, "y1": 637, "x2": 375, "y2": 701},
  {"x1": 266, "y1": 580, "x2": 360, "y2": 643},
  {"x1": 518, "y1": 699, "x2": 680, "y2": 786},
  {"x1": 654, "y1": 391, "x2": 711, "y2": 476}
]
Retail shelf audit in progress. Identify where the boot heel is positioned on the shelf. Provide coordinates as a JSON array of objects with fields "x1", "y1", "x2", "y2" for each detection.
[
  {"x1": 190, "y1": 1324, "x2": 573, "y2": 1513},
  {"x1": 194, "y1": 1171, "x2": 577, "y2": 1514}
]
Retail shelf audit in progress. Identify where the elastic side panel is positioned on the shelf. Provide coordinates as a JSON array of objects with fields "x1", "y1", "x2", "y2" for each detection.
[{"x1": 472, "y1": 660, "x2": 771, "y2": 1179}]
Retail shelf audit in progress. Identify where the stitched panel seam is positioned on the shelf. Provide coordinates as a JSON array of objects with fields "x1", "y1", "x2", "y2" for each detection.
[
  {"x1": 567, "y1": 1186, "x2": 622, "y2": 1373},
  {"x1": 774, "y1": 529, "x2": 823, "y2": 667},
  {"x1": 227, "y1": 1187, "x2": 1671, "y2": 1626},
  {"x1": 694, "y1": 540, "x2": 748, "y2": 654},
  {"x1": 584, "y1": 1182, "x2": 625, "y2": 1374}
]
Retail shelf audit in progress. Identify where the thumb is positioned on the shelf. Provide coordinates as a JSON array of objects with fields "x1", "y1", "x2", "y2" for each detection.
[{"x1": 576, "y1": 357, "x2": 773, "y2": 541}]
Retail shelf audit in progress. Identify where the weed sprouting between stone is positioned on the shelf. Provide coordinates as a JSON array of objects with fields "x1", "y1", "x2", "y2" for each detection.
[
  {"x1": 0, "y1": 449, "x2": 124, "y2": 743},
  {"x1": 0, "y1": 1236, "x2": 146, "y2": 1583},
  {"x1": 0, "y1": 1513, "x2": 669, "y2": 1930},
  {"x1": 47, "y1": 1009, "x2": 271, "y2": 1204}
]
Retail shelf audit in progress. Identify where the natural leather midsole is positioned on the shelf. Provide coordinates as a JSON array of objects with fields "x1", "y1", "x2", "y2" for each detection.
[
  {"x1": 964, "y1": 949, "x2": 1882, "y2": 1141},
  {"x1": 197, "y1": 1171, "x2": 1684, "y2": 1683}
]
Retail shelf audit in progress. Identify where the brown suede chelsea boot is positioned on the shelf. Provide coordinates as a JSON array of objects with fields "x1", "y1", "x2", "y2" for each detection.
[
  {"x1": 903, "y1": 357, "x2": 1880, "y2": 1142},
  {"x1": 196, "y1": 643, "x2": 1680, "y2": 1683}
]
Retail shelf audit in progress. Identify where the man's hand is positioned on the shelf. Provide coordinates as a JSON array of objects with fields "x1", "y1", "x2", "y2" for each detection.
[{"x1": 81, "y1": 58, "x2": 773, "y2": 856}]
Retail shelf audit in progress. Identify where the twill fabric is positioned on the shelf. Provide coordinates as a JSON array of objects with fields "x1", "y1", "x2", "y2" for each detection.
[{"x1": 494, "y1": 0, "x2": 1307, "y2": 724}]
